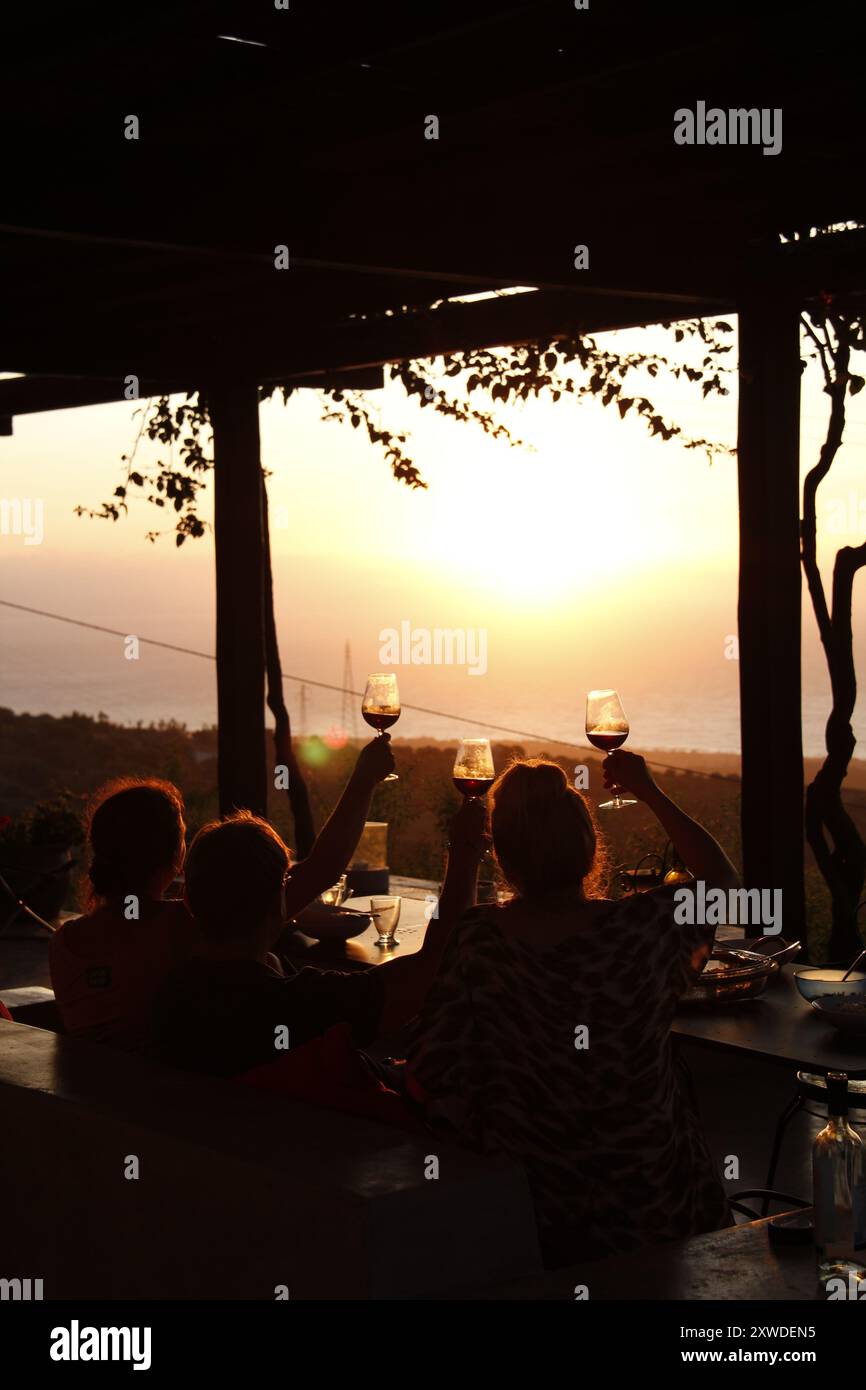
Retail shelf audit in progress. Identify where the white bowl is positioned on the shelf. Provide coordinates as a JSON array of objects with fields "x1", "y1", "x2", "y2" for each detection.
[{"x1": 793, "y1": 968, "x2": 866, "y2": 1002}]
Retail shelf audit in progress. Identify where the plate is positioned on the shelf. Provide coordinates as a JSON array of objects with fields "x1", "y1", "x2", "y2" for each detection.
[
  {"x1": 292, "y1": 904, "x2": 373, "y2": 941},
  {"x1": 810, "y1": 996, "x2": 866, "y2": 1038}
]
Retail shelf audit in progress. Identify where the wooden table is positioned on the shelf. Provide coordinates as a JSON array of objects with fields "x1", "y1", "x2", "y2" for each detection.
[
  {"x1": 672, "y1": 963, "x2": 866, "y2": 1079},
  {"x1": 458, "y1": 1212, "x2": 820, "y2": 1300},
  {"x1": 281, "y1": 878, "x2": 436, "y2": 970},
  {"x1": 564, "y1": 1213, "x2": 819, "y2": 1301}
]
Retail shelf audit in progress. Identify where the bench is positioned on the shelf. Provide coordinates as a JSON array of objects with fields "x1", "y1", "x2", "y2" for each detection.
[
  {"x1": 0, "y1": 984, "x2": 62, "y2": 1033},
  {"x1": 0, "y1": 1018, "x2": 542, "y2": 1300}
]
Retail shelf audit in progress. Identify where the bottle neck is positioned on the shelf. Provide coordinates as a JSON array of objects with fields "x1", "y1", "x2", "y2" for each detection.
[{"x1": 827, "y1": 1072, "x2": 850, "y2": 1119}]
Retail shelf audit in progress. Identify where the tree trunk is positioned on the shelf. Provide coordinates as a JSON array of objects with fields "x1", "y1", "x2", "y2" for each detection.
[
  {"x1": 803, "y1": 544, "x2": 866, "y2": 960},
  {"x1": 261, "y1": 478, "x2": 316, "y2": 858},
  {"x1": 799, "y1": 316, "x2": 866, "y2": 962}
]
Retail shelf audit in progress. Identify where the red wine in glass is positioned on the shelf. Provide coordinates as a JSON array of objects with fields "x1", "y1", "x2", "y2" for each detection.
[
  {"x1": 585, "y1": 730, "x2": 628, "y2": 753},
  {"x1": 362, "y1": 674, "x2": 400, "y2": 781},
  {"x1": 362, "y1": 710, "x2": 400, "y2": 733},
  {"x1": 453, "y1": 775, "x2": 494, "y2": 798},
  {"x1": 585, "y1": 690, "x2": 636, "y2": 810},
  {"x1": 452, "y1": 738, "x2": 495, "y2": 800}
]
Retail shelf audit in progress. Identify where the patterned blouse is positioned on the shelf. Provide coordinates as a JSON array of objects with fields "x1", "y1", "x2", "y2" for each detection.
[{"x1": 406, "y1": 886, "x2": 730, "y2": 1268}]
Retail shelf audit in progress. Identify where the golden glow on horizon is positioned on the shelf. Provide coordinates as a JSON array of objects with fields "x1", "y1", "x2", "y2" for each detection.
[{"x1": 2, "y1": 321, "x2": 864, "y2": 638}]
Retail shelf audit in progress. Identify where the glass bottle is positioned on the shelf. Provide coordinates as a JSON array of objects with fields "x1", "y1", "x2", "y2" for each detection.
[{"x1": 813, "y1": 1070, "x2": 866, "y2": 1287}]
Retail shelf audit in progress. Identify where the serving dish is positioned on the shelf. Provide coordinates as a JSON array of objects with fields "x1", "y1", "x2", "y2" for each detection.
[
  {"x1": 680, "y1": 947, "x2": 776, "y2": 1005},
  {"x1": 738, "y1": 936, "x2": 801, "y2": 968}
]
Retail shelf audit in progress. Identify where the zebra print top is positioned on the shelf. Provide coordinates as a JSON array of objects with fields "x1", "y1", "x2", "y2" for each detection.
[{"x1": 406, "y1": 886, "x2": 730, "y2": 1269}]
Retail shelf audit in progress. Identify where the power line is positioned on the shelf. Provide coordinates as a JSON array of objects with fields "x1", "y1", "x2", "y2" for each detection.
[
  {"x1": 1, "y1": 596, "x2": 595, "y2": 744},
  {"x1": 2, "y1": 597, "x2": 864, "y2": 795}
]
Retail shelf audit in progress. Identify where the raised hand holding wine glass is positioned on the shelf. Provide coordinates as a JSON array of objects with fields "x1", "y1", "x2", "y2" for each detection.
[
  {"x1": 585, "y1": 689, "x2": 636, "y2": 810},
  {"x1": 362, "y1": 673, "x2": 400, "y2": 781}
]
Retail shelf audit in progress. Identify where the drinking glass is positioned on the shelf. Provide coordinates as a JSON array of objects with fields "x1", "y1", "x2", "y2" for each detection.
[
  {"x1": 362, "y1": 673, "x2": 400, "y2": 782},
  {"x1": 371, "y1": 895, "x2": 401, "y2": 948},
  {"x1": 452, "y1": 737, "x2": 495, "y2": 799},
  {"x1": 320, "y1": 874, "x2": 347, "y2": 907},
  {"x1": 585, "y1": 689, "x2": 636, "y2": 811}
]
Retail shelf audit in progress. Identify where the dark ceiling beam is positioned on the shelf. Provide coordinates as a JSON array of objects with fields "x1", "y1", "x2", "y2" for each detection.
[
  {"x1": 4, "y1": 231, "x2": 865, "y2": 384},
  {"x1": 3, "y1": 208, "x2": 864, "y2": 329},
  {"x1": 0, "y1": 366, "x2": 385, "y2": 421},
  {"x1": 0, "y1": 220, "x2": 521, "y2": 288},
  {"x1": 0, "y1": 377, "x2": 195, "y2": 417},
  {"x1": 0, "y1": 219, "x2": 721, "y2": 302},
  {"x1": 0, "y1": 288, "x2": 728, "y2": 412}
]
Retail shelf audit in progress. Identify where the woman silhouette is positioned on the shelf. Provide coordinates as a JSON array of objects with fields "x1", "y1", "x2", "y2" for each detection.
[{"x1": 407, "y1": 751, "x2": 736, "y2": 1267}]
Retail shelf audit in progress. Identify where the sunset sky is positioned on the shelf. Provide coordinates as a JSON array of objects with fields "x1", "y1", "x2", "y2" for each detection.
[{"x1": 2, "y1": 320, "x2": 864, "y2": 754}]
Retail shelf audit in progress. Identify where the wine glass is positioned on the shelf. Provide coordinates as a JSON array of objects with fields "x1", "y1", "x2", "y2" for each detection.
[
  {"x1": 585, "y1": 689, "x2": 636, "y2": 811},
  {"x1": 370, "y1": 895, "x2": 401, "y2": 948},
  {"x1": 452, "y1": 738, "x2": 495, "y2": 799},
  {"x1": 319, "y1": 874, "x2": 347, "y2": 907},
  {"x1": 362, "y1": 673, "x2": 400, "y2": 782}
]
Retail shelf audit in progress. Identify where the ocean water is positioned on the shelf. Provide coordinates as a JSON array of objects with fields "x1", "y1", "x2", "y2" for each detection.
[{"x1": 0, "y1": 613, "x2": 855, "y2": 759}]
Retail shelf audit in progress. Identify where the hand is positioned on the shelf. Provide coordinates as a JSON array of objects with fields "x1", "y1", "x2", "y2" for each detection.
[
  {"x1": 602, "y1": 750, "x2": 658, "y2": 802},
  {"x1": 355, "y1": 735, "x2": 396, "y2": 787},
  {"x1": 447, "y1": 797, "x2": 488, "y2": 857}
]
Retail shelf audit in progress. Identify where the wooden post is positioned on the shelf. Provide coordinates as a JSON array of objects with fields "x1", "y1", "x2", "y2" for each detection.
[
  {"x1": 211, "y1": 382, "x2": 267, "y2": 816},
  {"x1": 737, "y1": 296, "x2": 805, "y2": 935}
]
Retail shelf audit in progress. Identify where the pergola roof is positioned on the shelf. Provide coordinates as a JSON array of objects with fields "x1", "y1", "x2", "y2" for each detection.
[{"x1": 2, "y1": 0, "x2": 864, "y2": 404}]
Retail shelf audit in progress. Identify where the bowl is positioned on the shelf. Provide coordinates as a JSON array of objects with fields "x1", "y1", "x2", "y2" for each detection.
[
  {"x1": 810, "y1": 995, "x2": 866, "y2": 1038},
  {"x1": 292, "y1": 904, "x2": 373, "y2": 942},
  {"x1": 793, "y1": 968, "x2": 866, "y2": 1002}
]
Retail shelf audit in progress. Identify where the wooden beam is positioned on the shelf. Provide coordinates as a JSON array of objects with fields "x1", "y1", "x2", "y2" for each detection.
[
  {"x1": 0, "y1": 286, "x2": 730, "y2": 387},
  {"x1": 0, "y1": 367, "x2": 385, "y2": 420},
  {"x1": 736, "y1": 295, "x2": 805, "y2": 936},
  {"x1": 211, "y1": 382, "x2": 267, "y2": 817},
  {"x1": 0, "y1": 376, "x2": 193, "y2": 417}
]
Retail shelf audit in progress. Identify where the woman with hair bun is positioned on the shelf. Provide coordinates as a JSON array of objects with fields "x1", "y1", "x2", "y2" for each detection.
[
  {"x1": 49, "y1": 778, "x2": 195, "y2": 1051},
  {"x1": 407, "y1": 752, "x2": 738, "y2": 1269}
]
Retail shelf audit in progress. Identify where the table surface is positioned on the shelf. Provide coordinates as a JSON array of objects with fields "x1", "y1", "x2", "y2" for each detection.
[
  {"x1": 672, "y1": 962, "x2": 866, "y2": 1078},
  {"x1": 282, "y1": 878, "x2": 434, "y2": 969},
  {"x1": 525, "y1": 1213, "x2": 821, "y2": 1301}
]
